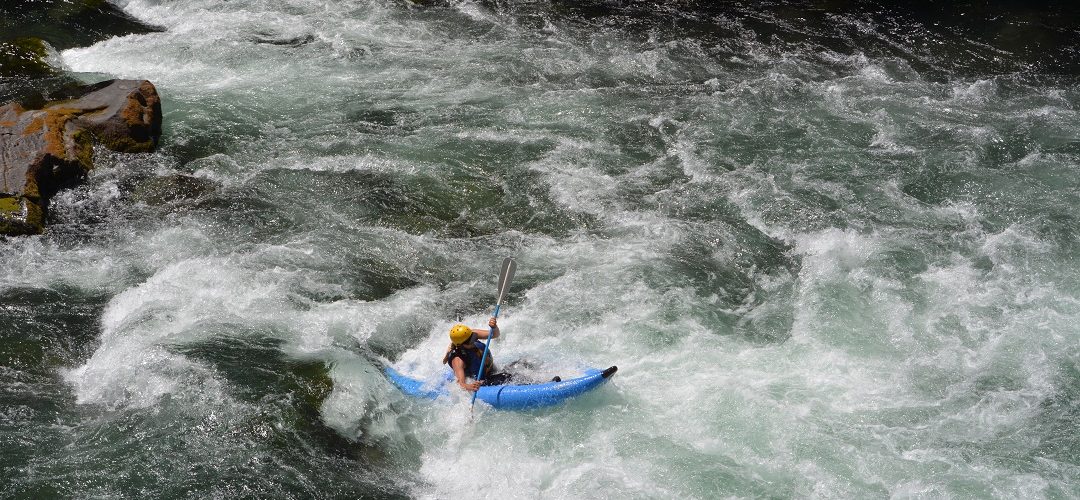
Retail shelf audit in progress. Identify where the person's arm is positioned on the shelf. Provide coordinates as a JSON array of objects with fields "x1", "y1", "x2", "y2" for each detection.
[
  {"x1": 442, "y1": 342, "x2": 453, "y2": 364},
  {"x1": 451, "y1": 357, "x2": 480, "y2": 392},
  {"x1": 474, "y1": 317, "x2": 500, "y2": 340}
]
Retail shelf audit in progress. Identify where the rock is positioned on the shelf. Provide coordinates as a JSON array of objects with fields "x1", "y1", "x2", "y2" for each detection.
[
  {"x1": 65, "y1": 79, "x2": 163, "y2": 153},
  {"x1": 1, "y1": 0, "x2": 162, "y2": 105},
  {"x1": 250, "y1": 33, "x2": 316, "y2": 47},
  {"x1": 0, "y1": 194, "x2": 43, "y2": 236},
  {"x1": 0, "y1": 0, "x2": 162, "y2": 52},
  {"x1": 0, "y1": 38, "x2": 56, "y2": 78},
  {"x1": 0, "y1": 79, "x2": 162, "y2": 235},
  {"x1": 131, "y1": 174, "x2": 215, "y2": 205}
]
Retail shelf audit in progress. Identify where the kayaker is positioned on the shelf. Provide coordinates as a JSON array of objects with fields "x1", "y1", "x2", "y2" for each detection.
[{"x1": 442, "y1": 317, "x2": 513, "y2": 391}]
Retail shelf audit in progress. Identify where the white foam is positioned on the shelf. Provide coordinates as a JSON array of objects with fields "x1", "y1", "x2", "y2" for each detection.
[
  {"x1": 950, "y1": 79, "x2": 997, "y2": 105},
  {"x1": 522, "y1": 137, "x2": 620, "y2": 216},
  {"x1": 26, "y1": 0, "x2": 1080, "y2": 496},
  {"x1": 63, "y1": 257, "x2": 280, "y2": 407},
  {"x1": 59, "y1": 238, "x2": 414, "y2": 402}
]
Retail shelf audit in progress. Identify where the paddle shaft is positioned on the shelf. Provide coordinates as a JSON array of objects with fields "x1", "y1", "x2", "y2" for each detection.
[{"x1": 471, "y1": 258, "x2": 515, "y2": 406}]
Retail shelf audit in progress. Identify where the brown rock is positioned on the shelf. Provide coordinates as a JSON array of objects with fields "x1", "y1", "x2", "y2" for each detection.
[
  {"x1": 69, "y1": 79, "x2": 162, "y2": 153},
  {"x1": 0, "y1": 79, "x2": 161, "y2": 235}
]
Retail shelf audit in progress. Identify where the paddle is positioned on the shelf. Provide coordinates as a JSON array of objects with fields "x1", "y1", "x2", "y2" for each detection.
[{"x1": 471, "y1": 256, "x2": 517, "y2": 408}]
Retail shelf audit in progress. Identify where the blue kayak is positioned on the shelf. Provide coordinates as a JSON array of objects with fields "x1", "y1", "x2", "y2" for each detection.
[{"x1": 385, "y1": 364, "x2": 618, "y2": 410}]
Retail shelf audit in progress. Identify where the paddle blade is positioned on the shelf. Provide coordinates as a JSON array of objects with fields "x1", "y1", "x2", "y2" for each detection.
[{"x1": 495, "y1": 257, "x2": 516, "y2": 306}]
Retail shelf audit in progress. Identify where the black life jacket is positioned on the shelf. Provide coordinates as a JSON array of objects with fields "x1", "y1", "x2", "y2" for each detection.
[{"x1": 445, "y1": 340, "x2": 494, "y2": 379}]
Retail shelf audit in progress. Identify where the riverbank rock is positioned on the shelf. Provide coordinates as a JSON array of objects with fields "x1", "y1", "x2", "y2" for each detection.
[{"x1": 0, "y1": 79, "x2": 162, "y2": 236}]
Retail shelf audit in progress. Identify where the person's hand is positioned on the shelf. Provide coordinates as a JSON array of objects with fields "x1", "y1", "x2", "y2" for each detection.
[
  {"x1": 488, "y1": 317, "x2": 498, "y2": 328},
  {"x1": 462, "y1": 381, "x2": 481, "y2": 392}
]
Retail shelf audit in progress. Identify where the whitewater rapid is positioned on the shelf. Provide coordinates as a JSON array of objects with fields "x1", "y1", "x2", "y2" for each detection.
[{"x1": 1, "y1": 0, "x2": 1077, "y2": 497}]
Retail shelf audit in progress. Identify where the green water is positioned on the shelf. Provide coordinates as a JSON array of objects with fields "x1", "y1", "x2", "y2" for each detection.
[{"x1": 2, "y1": 0, "x2": 1080, "y2": 497}]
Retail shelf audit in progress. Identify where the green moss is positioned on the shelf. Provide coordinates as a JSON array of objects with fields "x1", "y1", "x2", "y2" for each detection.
[
  {"x1": 14, "y1": 37, "x2": 47, "y2": 56},
  {"x1": 0, "y1": 196, "x2": 44, "y2": 236},
  {"x1": 0, "y1": 0, "x2": 163, "y2": 52},
  {"x1": 0, "y1": 37, "x2": 55, "y2": 77},
  {"x1": 72, "y1": 128, "x2": 95, "y2": 172},
  {"x1": 98, "y1": 134, "x2": 155, "y2": 154},
  {"x1": 0, "y1": 196, "x2": 21, "y2": 214}
]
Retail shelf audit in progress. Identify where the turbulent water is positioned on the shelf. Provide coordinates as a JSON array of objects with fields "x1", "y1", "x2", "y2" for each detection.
[{"x1": 3, "y1": 0, "x2": 1080, "y2": 497}]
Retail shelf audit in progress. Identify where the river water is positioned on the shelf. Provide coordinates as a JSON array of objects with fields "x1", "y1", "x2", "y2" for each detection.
[{"x1": 2, "y1": 0, "x2": 1079, "y2": 497}]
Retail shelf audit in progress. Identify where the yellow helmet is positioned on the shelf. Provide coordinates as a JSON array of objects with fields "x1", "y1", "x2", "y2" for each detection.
[{"x1": 449, "y1": 324, "x2": 473, "y2": 345}]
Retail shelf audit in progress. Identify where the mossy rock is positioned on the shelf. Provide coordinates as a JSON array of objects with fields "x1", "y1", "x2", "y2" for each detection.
[
  {"x1": 0, "y1": 37, "x2": 55, "y2": 78},
  {"x1": 1, "y1": 79, "x2": 162, "y2": 236},
  {"x1": 0, "y1": 0, "x2": 162, "y2": 52},
  {"x1": 0, "y1": 195, "x2": 45, "y2": 236},
  {"x1": 131, "y1": 174, "x2": 216, "y2": 205}
]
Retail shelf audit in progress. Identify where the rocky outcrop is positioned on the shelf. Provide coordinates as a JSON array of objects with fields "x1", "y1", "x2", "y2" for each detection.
[
  {"x1": 0, "y1": 38, "x2": 57, "y2": 78},
  {"x1": 1, "y1": 0, "x2": 161, "y2": 52},
  {"x1": 0, "y1": 79, "x2": 162, "y2": 235},
  {"x1": 1, "y1": 0, "x2": 162, "y2": 105},
  {"x1": 1, "y1": 37, "x2": 76, "y2": 107}
]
